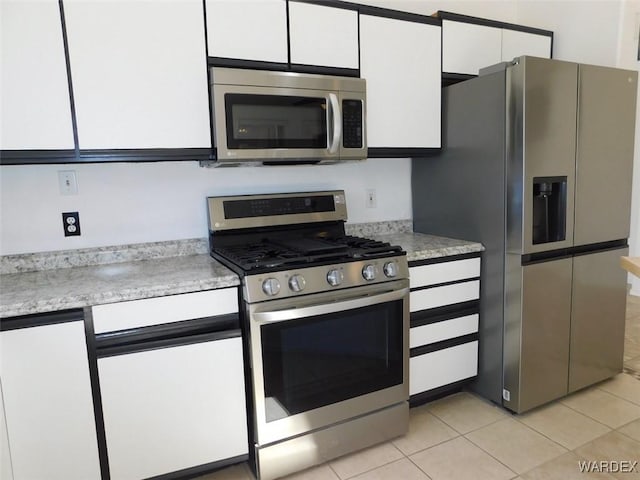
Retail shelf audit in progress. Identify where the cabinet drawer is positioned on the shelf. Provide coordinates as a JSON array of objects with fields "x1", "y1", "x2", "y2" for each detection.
[
  {"x1": 410, "y1": 258, "x2": 480, "y2": 289},
  {"x1": 410, "y1": 314, "x2": 479, "y2": 349},
  {"x1": 92, "y1": 288, "x2": 238, "y2": 334},
  {"x1": 410, "y1": 341, "x2": 478, "y2": 395},
  {"x1": 410, "y1": 280, "x2": 479, "y2": 312}
]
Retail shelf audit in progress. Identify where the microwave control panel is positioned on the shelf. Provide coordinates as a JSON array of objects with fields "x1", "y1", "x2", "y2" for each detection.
[{"x1": 342, "y1": 100, "x2": 363, "y2": 148}]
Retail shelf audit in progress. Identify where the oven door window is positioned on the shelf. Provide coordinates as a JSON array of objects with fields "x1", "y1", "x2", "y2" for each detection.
[
  {"x1": 225, "y1": 94, "x2": 327, "y2": 149},
  {"x1": 261, "y1": 300, "x2": 403, "y2": 422}
]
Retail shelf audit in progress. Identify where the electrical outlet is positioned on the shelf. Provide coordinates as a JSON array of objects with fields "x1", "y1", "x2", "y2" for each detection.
[
  {"x1": 58, "y1": 170, "x2": 78, "y2": 195},
  {"x1": 62, "y1": 212, "x2": 81, "y2": 237},
  {"x1": 366, "y1": 189, "x2": 377, "y2": 208}
]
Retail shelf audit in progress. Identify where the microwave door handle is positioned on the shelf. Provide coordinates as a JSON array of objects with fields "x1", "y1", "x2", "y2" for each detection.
[{"x1": 328, "y1": 93, "x2": 342, "y2": 154}]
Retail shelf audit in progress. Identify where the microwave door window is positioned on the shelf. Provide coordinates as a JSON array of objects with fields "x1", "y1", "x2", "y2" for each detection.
[{"x1": 225, "y1": 94, "x2": 327, "y2": 149}]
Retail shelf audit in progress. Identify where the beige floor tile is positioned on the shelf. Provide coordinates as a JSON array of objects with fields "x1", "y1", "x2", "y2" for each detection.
[
  {"x1": 519, "y1": 451, "x2": 616, "y2": 480},
  {"x1": 197, "y1": 463, "x2": 252, "y2": 480},
  {"x1": 561, "y1": 387, "x2": 640, "y2": 428},
  {"x1": 598, "y1": 373, "x2": 640, "y2": 405},
  {"x1": 618, "y1": 418, "x2": 640, "y2": 443},
  {"x1": 409, "y1": 436, "x2": 515, "y2": 480},
  {"x1": 350, "y1": 458, "x2": 430, "y2": 480},
  {"x1": 465, "y1": 418, "x2": 567, "y2": 474},
  {"x1": 517, "y1": 402, "x2": 611, "y2": 449},
  {"x1": 391, "y1": 405, "x2": 458, "y2": 455},
  {"x1": 574, "y1": 432, "x2": 640, "y2": 480},
  {"x1": 426, "y1": 391, "x2": 508, "y2": 434},
  {"x1": 329, "y1": 442, "x2": 403, "y2": 479},
  {"x1": 281, "y1": 464, "x2": 340, "y2": 480}
]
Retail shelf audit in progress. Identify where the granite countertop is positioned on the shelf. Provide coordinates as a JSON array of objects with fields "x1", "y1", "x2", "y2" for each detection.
[
  {"x1": 0, "y1": 254, "x2": 239, "y2": 318},
  {"x1": 371, "y1": 232, "x2": 484, "y2": 263},
  {"x1": 0, "y1": 221, "x2": 484, "y2": 319}
]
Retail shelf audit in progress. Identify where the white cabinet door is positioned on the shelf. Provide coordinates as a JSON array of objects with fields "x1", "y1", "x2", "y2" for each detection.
[
  {"x1": 0, "y1": 382, "x2": 13, "y2": 480},
  {"x1": 98, "y1": 336, "x2": 247, "y2": 480},
  {"x1": 442, "y1": 19, "x2": 502, "y2": 75},
  {"x1": 0, "y1": 321, "x2": 101, "y2": 480},
  {"x1": 64, "y1": 0, "x2": 211, "y2": 149},
  {"x1": 501, "y1": 29, "x2": 552, "y2": 62},
  {"x1": 289, "y1": 2, "x2": 359, "y2": 69},
  {"x1": 206, "y1": 0, "x2": 287, "y2": 63},
  {"x1": 360, "y1": 15, "x2": 441, "y2": 148},
  {"x1": 0, "y1": 0, "x2": 74, "y2": 150}
]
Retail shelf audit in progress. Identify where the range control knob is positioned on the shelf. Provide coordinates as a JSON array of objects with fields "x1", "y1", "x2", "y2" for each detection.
[
  {"x1": 327, "y1": 269, "x2": 344, "y2": 287},
  {"x1": 262, "y1": 278, "x2": 281, "y2": 297},
  {"x1": 362, "y1": 264, "x2": 378, "y2": 281},
  {"x1": 383, "y1": 261, "x2": 398, "y2": 278},
  {"x1": 288, "y1": 274, "x2": 306, "y2": 293}
]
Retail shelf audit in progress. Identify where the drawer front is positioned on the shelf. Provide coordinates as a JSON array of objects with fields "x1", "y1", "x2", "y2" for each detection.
[
  {"x1": 410, "y1": 314, "x2": 479, "y2": 349},
  {"x1": 410, "y1": 257, "x2": 480, "y2": 289},
  {"x1": 92, "y1": 288, "x2": 238, "y2": 334},
  {"x1": 409, "y1": 341, "x2": 478, "y2": 395},
  {"x1": 410, "y1": 280, "x2": 479, "y2": 313}
]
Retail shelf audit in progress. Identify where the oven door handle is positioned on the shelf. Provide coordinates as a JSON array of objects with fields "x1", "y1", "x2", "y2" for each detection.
[{"x1": 252, "y1": 287, "x2": 408, "y2": 323}]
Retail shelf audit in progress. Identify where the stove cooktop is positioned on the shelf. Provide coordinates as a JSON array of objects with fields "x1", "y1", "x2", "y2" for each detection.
[{"x1": 212, "y1": 235, "x2": 404, "y2": 273}]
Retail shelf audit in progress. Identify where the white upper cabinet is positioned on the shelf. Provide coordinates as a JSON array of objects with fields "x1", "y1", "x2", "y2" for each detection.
[
  {"x1": 63, "y1": 0, "x2": 211, "y2": 150},
  {"x1": 442, "y1": 19, "x2": 502, "y2": 75},
  {"x1": 360, "y1": 14, "x2": 441, "y2": 149},
  {"x1": 501, "y1": 29, "x2": 552, "y2": 62},
  {"x1": 206, "y1": 0, "x2": 288, "y2": 64},
  {"x1": 441, "y1": 14, "x2": 553, "y2": 76},
  {"x1": 0, "y1": 0, "x2": 74, "y2": 150},
  {"x1": 289, "y1": 2, "x2": 359, "y2": 70}
]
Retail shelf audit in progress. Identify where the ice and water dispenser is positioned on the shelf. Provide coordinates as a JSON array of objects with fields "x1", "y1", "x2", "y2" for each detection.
[{"x1": 532, "y1": 176, "x2": 567, "y2": 244}]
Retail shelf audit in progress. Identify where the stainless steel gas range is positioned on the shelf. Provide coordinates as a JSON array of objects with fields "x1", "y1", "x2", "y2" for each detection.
[{"x1": 207, "y1": 191, "x2": 409, "y2": 480}]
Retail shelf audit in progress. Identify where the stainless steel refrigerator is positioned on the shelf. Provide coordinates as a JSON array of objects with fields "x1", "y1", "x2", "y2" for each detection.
[{"x1": 412, "y1": 56, "x2": 637, "y2": 413}]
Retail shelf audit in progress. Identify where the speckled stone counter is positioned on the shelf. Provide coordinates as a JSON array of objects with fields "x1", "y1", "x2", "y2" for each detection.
[
  {"x1": 0, "y1": 220, "x2": 482, "y2": 319},
  {"x1": 370, "y1": 232, "x2": 484, "y2": 263},
  {"x1": 0, "y1": 255, "x2": 239, "y2": 318}
]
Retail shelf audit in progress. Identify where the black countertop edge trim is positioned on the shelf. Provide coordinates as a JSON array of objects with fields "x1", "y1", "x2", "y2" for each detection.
[
  {"x1": 96, "y1": 329, "x2": 241, "y2": 358},
  {"x1": 1, "y1": 150, "x2": 77, "y2": 164},
  {"x1": 147, "y1": 455, "x2": 248, "y2": 480},
  {"x1": 83, "y1": 308, "x2": 111, "y2": 480},
  {"x1": 208, "y1": 57, "x2": 290, "y2": 72},
  {"x1": 368, "y1": 147, "x2": 441, "y2": 158},
  {"x1": 409, "y1": 251, "x2": 481, "y2": 267},
  {"x1": 409, "y1": 377, "x2": 473, "y2": 407},
  {"x1": 411, "y1": 277, "x2": 480, "y2": 292},
  {"x1": 95, "y1": 313, "x2": 239, "y2": 346},
  {"x1": 437, "y1": 10, "x2": 554, "y2": 36},
  {"x1": 410, "y1": 332, "x2": 479, "y2": 357},
  {"x1": 410, "y1": 301, "x2": 479, "y2": 327},
  {"x1": 1, "y1": 308, "x2": 84, "y2": 331},
  {"x1": 290, "y1": 0, "x2": 442, "y2": 25},
  {"x1": 290, "y1": 64, "x2": 360, "y2": 78},
  {"x1": 521, "y1": 239, "x2": 628, "y2": 265}
]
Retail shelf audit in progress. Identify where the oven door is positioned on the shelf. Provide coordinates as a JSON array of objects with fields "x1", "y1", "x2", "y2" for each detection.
[
  {"x1": 247, "y1": 280, "x2": 409, "y2": 446},
  {"x1": 213, "y1": 84, "x2": 344, "y2": 164}
]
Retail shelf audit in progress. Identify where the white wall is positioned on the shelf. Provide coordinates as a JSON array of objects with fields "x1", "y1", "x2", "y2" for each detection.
[{"x1": 0, "y1": 159, "x2": 411, "y2": 255}]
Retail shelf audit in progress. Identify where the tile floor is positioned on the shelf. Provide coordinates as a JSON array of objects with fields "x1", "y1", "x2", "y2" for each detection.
[{"x1": 202, "y1": 295, "x2": 640, "y2": 480}]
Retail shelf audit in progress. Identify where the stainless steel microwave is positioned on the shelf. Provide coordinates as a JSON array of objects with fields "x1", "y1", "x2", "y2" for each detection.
[{"x1": 209, "y1": 68, "x2": 367, "y2": 165}]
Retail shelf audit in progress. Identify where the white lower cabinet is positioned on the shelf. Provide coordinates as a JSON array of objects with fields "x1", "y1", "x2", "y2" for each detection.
[
  {"x1": 1, "y1": 382, "x2": 13, "y2": 480},
  {"x1": 0, "y1": 316, "x2": 101, "y2": 480},
  {"x1": 98, "y1": 336, "x2": 247, "y2": 480},
  {"x1": 410, "y1": 342, "x2": 479, "y2": 395},
  {"x1": 409, "y1": 255, "x2": 481, "y2": 401}
]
